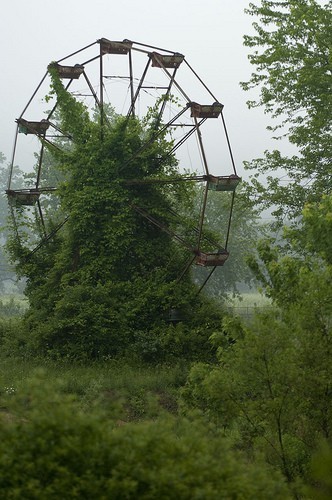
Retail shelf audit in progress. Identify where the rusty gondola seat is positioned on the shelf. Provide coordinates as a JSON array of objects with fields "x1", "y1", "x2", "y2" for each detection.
[
  {"x1": 167, "y1": 308, "x2": 183, "y2": 324},
  {"x1": 150, "y1": 52, "x2": 184, "y2": 69},
  {"x1": 190, "y1": 102, "x2": 223, "y2": 118},
  {"x1": 49, "y1": 63, "x2": 84, "y2": 79},
  {"x1": 195, "y1": 250, "x2": 229, "y2": 267},
  {"x1": 207, "y1": 174, "x2": 241, "y2": 192},
  {"x1": 6, "y1": 189, "x2": 40, "y2": 206},
  {"x1": 17, "y1": 118, "x2": 50, "y2": 135},
  {"x1": 98, "y1": 38, "x2": 132, "y2": 55}
]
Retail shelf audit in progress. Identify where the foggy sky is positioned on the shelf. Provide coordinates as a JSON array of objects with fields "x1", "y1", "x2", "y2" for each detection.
[{"x1": 1, "y1": 0, "x2": 281, "y2": 177}]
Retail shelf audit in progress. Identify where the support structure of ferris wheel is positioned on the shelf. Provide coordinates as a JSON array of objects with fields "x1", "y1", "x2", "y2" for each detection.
[{"x1": 6, "y1": 37, "x2": 241, "y2": 290}]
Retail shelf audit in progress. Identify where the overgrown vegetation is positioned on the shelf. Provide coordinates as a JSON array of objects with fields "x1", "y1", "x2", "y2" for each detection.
[
  {"x1": 7, "y1": 66, "x2": 228, "y2": 361},
  {"x1": 0, "y1": 370, "x2": 291, "y2": 499},
  {"x1": 1, "y1": 0, "x2": 331, "y2": 497}
]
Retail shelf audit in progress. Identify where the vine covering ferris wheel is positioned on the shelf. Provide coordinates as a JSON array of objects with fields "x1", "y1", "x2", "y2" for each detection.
[{"x1": 6, "y1": 37, "x2": 241, "y2": 289}]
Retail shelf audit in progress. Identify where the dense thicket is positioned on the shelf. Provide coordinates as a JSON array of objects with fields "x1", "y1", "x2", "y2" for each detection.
[
  {"x1": 0, "y1": 373, "x2": 290, "y2": 499},
  {"x1": 7, "y1": 68, "x2": 226, "y2": 360}
]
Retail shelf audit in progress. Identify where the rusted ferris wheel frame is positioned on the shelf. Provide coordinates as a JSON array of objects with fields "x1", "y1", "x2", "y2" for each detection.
[{"x1": 6, "y1": 37, "x2": 240, "y2": 290}]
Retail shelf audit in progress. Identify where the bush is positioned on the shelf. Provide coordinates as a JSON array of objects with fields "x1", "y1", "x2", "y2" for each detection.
[
  {"x1": 0, "y1": 372, "x2": 290, "y2": 499},
  {"x1": 307, "y1": 441, "x2": 332, "y2": 500},
  {"x1": 0, "y1": 318, "x2": 29, "y2": 358}
]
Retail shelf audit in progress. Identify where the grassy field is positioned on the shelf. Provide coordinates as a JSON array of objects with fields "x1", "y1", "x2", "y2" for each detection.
[
  {"x1": 225, "y1": 292, "x2": 272, "y2": 320},
  {"x1": 0, "y1": 291, "x2": 271, "y2": 421}
]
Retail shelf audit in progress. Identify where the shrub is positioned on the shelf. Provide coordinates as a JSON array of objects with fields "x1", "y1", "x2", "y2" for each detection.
[
  {"x1": 0, "y1": 318, "x2": 29, "y2": 358},
  {"x1": 0, "y1": 372, "x2": 290, "y2": 499}
]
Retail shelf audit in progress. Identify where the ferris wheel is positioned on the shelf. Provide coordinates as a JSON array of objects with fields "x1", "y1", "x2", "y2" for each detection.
[{"x1": 6, "y1": 38, "x2": 241, "y2": 290}]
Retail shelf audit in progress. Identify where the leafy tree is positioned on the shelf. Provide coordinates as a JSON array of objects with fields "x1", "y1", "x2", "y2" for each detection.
[
  {"x1": 242, "y1": 0, "x2": 332, "y2": 223},
  {"x1": 180, "y1": 2, "x2": 332, "y2": 491},
  {"x1": 300, "y1": 194, "x2": 332, "y2": 263},
  {"x1": 181, "y1": 197, "x2": 332, "y2": 492}
]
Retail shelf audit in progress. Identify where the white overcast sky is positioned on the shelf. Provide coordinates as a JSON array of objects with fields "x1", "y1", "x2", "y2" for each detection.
[{"x1": 0, "y1": 0, "x2": 285, "y2": 178}]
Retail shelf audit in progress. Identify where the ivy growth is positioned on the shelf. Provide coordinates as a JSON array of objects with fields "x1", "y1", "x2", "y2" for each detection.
[{"x1": 8, "y1": 67, "x2": 224, "y2": 359}]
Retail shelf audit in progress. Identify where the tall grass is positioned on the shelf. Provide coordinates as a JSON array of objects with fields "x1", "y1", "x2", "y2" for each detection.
[{"x1": 0, "y1": 355, "x2": 189, "y2": 421}]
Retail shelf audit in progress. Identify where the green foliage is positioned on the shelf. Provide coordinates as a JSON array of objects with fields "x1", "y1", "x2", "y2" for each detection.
[
  {"x1": 182, "y1": 198, "x2": 332, "y2": 491},
  {"x1": 301, "y1": 194, "x2": 332, "y2": 263},
  {"x1": 6, "y1": 66, "x2": 225, "y2": 360},
  {"x1": 182, "y1": 308, "x2": 332, "y2": 491},
  {"x1": 247, "y1": 196, "x2": 332, "y2": 310},
  {"x1": 239, "y1": 13, "x2": 332, "y2": 482},
  {"x1": 0, "y1": 354, "x2": 189, "y2": 419},
  {"x1": 0, "y1": 372, "x2": 290, "y2": 499},
  {"x1": 0, "y1": 316, "x2": 33, "y2": 361},
  {"x1": 308, "y1": 441, "x2": 332, "y2": 499},
  {"x1": 0, "y1": 157, "x2": 25, "y2": 291},
  {"x1": 242, "y1": 0, "x2": 332, "y2": 221}
]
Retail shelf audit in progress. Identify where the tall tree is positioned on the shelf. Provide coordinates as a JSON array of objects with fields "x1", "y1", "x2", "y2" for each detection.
[{"x1": 242, "y1": 0, "x2": 332, "y2": 223}]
